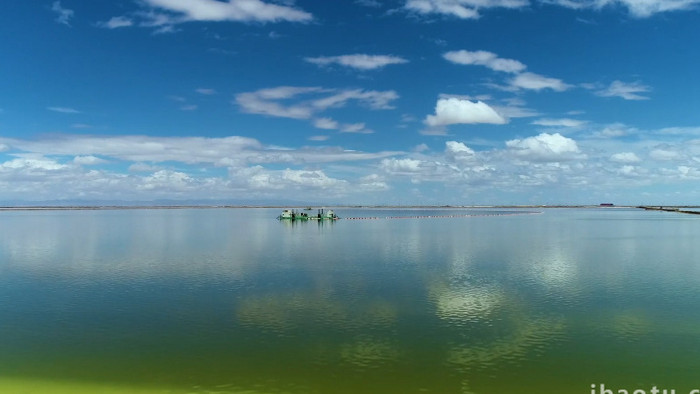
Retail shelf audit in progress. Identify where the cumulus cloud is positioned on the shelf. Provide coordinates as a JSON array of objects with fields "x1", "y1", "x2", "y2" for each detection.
[
  {"x1": 650, "y1": 148, "x2": 681, "y2": 161},
  {"x1": 129, "y1": 163, "x2": 161, "y2": 172},
  {"x1": 1, "y1": 155, "x2": 69, "y2": 172},
  {"x1": 305, "y1": 54, "x2": 409, "y2": 70},
  {"x1": 506, "y1": 133, "x2": 584, "y2": 162},
  {"x1": 141, "y1": 0, "x2": 313, "y2": 23},
  {"x1": 532, "y1": 118, "x2": 587, "y2": 127},
  {"x1": 97, "y1": 0, "x2": 312, "y2": 32},
  {"x1": 311, "y1": 89, "x2": 399, "y2": 111},
  {"x1": 677, "y1": 165, "x2": 700, "y2": 179},
  {"x1": 406, "y1": 0, "x2": 700, "y2": 19},
  {"x1": 48, "y1": 106, "x2": 81, "y2": 114},
  {"x1": 0, "y1": 135, "x2": 400, "y2": 166},
  {"x1": 230, "y1": 166, "x2": 348, "y2": 191},
  {"x1": 424, "y1": 97, "x2": 507, "y2": 127},
  {"x1": 97, "y1": 16, "x2": 134, "y2": 29},
  {"x1": 445, "y1": 141, "x2": 476, "y2": 162},
  {"x1": 235, "y1": 86, "x2": 322, "y2": 119},
  {"x1": 546, "y1": 0, "x2": 700, "y2": 17},
  {"x1": 380, "y1": 158, "x2": 424, "y2": 173},
  {"x1": 0, "y1": 135, "x2": 412, "y2": 201},
  {"x1": 235, "y1": 86, "x2": 398, "y2": 133},
  {"x1": 341, "y1": 123, "x2": 373, "y2": 134},
  {"x1": 404, "y1": 0, "x2": 529, "y2": 19},
  {"x1": 589, "y1": 123, "x2": 637, "y2": 139},
  {"x1": 596, "y1": 80, "x2": 651, "y2": 100},
  {"x1": 443, "y1": 50, "x2": 526, "y2": 73},
  {"x1": 51, "y1": 1, "x2": 74, "y2": 26},
  {"x1": 312, "y1": 118, "x2": 374, "y2": 135},
  {"x1": 236, "y1": 86, "x2": 398, "y2": 118},
  {"x1": 610, "y1": 152, "x2": 642, "y2": 163},
  {"x1": 510, "y1": 72, "x2": 571, "y2": 92},
  {"x1": 314, "y1": 118, "x2": 339, "y2": 130},
  {"x1": 308, "y1": 135, "x2": 330, "y2": 141},
  {"x1": 139, "y1": 170, "x2": 195, "y2": 192},
  {"x1": 358, "y1": 174, "x2": 389, "y2": 191},
  {"x1": 492, "y1": 102, "x2": 541, "y2": 119},
  {"x1": 357, "y1": 0, "x2": 383, "y2": 7},
  {"x1": 74, "y1": 156, "x2": 107, "y2": 165}
]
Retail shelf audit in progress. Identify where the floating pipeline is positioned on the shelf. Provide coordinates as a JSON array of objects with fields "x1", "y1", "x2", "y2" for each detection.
[{"x1": 342, "y1": 211, "x2": 542, "y2": 220}]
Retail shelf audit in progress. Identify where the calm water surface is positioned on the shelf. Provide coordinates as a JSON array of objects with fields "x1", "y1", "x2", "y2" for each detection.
[{"x1": 1, "y1": 208, "x2": 700, "y2": 393}]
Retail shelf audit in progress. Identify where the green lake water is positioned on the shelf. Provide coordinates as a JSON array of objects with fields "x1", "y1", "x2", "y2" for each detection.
[{"x1": 1, "y1": 208, "x2": 700, "y2": 393}]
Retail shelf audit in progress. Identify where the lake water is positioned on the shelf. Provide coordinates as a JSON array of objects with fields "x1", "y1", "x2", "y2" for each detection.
[{"x1": 1, "y1": 207, "x2": 700, "y2": 394}]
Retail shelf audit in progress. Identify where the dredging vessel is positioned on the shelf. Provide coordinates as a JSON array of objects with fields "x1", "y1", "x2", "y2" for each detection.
[{"x1": 277, "y1": 208, "x2": 339, "y2": 221}]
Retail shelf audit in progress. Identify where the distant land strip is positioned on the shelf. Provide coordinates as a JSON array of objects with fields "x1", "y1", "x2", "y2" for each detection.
[{"x1": 639, "y1": 206, "x2": 700, "y2": 215}]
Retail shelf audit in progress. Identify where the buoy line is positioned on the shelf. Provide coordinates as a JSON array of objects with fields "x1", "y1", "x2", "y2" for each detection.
[{"x1": 342, "y1": 211, "x2": 542, "y2": 220}]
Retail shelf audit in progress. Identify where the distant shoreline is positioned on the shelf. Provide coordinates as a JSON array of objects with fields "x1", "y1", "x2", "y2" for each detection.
[{"x1": 1, "y1": 204, "x2": 697, "y2": 212}]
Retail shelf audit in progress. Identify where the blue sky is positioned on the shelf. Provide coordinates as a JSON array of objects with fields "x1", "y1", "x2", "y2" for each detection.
[{"x1": 1, "y1": 0, "x2": 700, "y2": 205}]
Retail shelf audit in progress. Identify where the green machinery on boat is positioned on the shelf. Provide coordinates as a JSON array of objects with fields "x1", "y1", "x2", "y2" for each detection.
[{"x1": 277, "y1": 208, "x2": 339, "y2": 221}]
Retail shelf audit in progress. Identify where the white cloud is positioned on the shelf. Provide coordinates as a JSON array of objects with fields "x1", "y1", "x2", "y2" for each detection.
[
  {"x1": 617, "y1": 165, "x2": 641, "y2": 177},
  {"x1": 0, "y1": 135, "x2": 400, "y2": 166},
  {"x1": 445, "y1": 141, "x2": 476, "y2": 162},
  {"x1": 424, "y1": 97, "x2": 507, "y2": 127},
  {"x1": 180, "y1": 104, "x2": 198, "y2": 111},
  {"x1": 305, "y1": 54, "x2": 409, "y2": 70},
  {"x1": 314, "y1": 118, "x2": 339, "y2": 130},
  {"x1": 141, "y1": 0, "x2": 313, "y2": 23},
  {"x1": 235, "y1": 87, "x2": 398, "y2": 135},
  {"x1": 443, "y1": 50, "x2": 526, "y2": 73},
  {"x1": 0, "y1": 144, "x2": 9, "y2": 152},
  {"x1": 510, "y1": 72, "x2": 571, "y2": 92},
  {"x1": 596, "y1": 80, "x2": 651, "y2": 100},
  {"x1": 356, "y1": 0, "x2": 383, "y2": 7},
  {"x1": 229, "y1": 166, "x2": 348, "y2": 191},
  {"x1": 0, "y1": 136, "x2": 410, "y2": 201},
  {"x1": 48, "y1": 107, "x2": 81, "y2": 114},
  {"x1": 380, "y1": 158, "x2": 424, "y2": 173},
  {"x1": 51, "y1": 1, "x2": 74, "y2": 26},
  {"x1": 414, "y1": 144, "x2": 430, "y2": 152},
  {"x1": 308, "y1": 135, "x2": 330, "y2": 141},
  {"x1": 532, "y1": 118, "x2": 586, "y2": 127},
  {"x1": 650, "y1": 148, "x2": 681, "y2": 161},
  {"x1": 492, "y1": 102, "x2": 540, "y2": 119},
  {"x1": 129, "y1": 163, "x2": 161, "y2": 172},
  {"x1": 546, "y1": 0, "x2": 700, "y2": 17},
  {"x1": 1, "y1": 155, "x2": 69, "y2": 171},
  {"x1": 195, "y1": 88, "x2": 216, "y2": 95},
  {"x1": 657, "y1": 127, "x2": 700, "y2": 136},
  {"x1": 358, "y1": 174, "x2": 389, "y2": 191},
  {"x1": 74, "y1": 156, "x2": 107, "y2": 165},
  {"x1": 235, "y1": 86, "x2": 322, "y2": 119},
  {"x1": 610, "y1": 152, "x2": 641, "y2": 163},
  {"x1": 677, "y1": 165, "x2": 700, "y2": 179},
  {"x1": 97, "y1": 16, "x2": 134, "y2": 29},
  {"x1": 341, "y1": 123, "x2": 373, "y2": 134},
  {"x1": 506, "y1": 133, "x2": 584, "y2": 162},
  {"x1": 589, "y1": 123, "x2": 637, "y2": 138},
  {"x1": 311, "y1": 90, "x2": 399, "y2": 111},
  {"x1": 139, "y1": 170, "x2": 195, "y2": 192},
  {"x1": 404, "y1": 0, "x2": 528, "y2": 19},
  {"x1": 281, "y1": 169, "x2": 346, "y2": 188}
]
